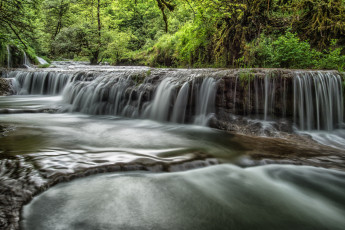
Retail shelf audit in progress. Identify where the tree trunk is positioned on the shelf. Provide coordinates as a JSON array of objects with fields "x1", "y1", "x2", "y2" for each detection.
[
  {"x1": 90, "y1": 0, "x2": 101, "y2": 65},
  {"x1": 91, "y1": 0, "x2": 101, "y2": 64},
  {"x1": 97, "y1": 0, "x2": 101, "y2": 39},
  {"x1": 90, "y1": 50, "x2": 99, "y2": 65}
]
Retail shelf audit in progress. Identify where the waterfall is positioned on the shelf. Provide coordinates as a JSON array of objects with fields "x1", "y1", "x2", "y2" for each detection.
[
  {"x1": 264, "y1": 75, "x2": 276, "y2": 120},
  {"x1": 61, "y1": 71, "x2": 219, "y2": 125},
  {"x1": 10, "y1": 71, "x2": 72, "y2": 95},
  {"x1": 147, "y1": 78, "x2": 177, "y2": 122},
  {"x1": 254, "y1": 76, "x2": 265, "y2": 116},
  {"x1": 294, "y1": 72, "x2": 344, "y2": 131},
  {"x1": 6, "y1": 68, "x2": 344, "y2": 130},
  {"x1": 7, "y1": 45, "x2": 11, "y2": 68},
  {"x1": 23, "y1": 52, "x2": 31, "y2": 68},
  {"x1": 194, "y1": 78, "x2": 217, "y2": 125},
  {"x1": 171, "y1": 82, "x2": 190, "y2": 123},
  {"x1": 63, "y1": 72, "x2": 150, "y2": 117},
  {"x1": 37, "y1": 57, "x2": 48, "y2": 65}
]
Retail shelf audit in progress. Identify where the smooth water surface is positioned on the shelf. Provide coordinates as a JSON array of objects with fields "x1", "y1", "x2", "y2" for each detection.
[
  {"x1": 0, "y1": 95, "x2": 245, "y2": 175},
  {"x1": 21, "y1": 164, "x2": 345, "y2": 230}
]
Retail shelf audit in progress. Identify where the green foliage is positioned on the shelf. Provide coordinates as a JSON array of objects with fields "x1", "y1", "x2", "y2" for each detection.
[
  {"x1": 175, "y1": 20, "x2": 214, "y2": 67},
  {"x1": 291, "y1": 0, "x2": 345, "y2": 50},
  {"x1": 2, "y1": 0, "x2": 345, "y2": 69},
  {"x1": 0, "y1": 0, "x2": 40, "y2": 50},
  {"x1": 245, "y1": 32, "x2": 345, "y2": 69},
  {"x1": 51, "y1": 27, "x2": 86, "y2": 59},
  {"x1": 239, "y1": 70, "x2": 255, "y2": 89},
  {"x1": 239, "y1": 71, "x2": 255, "y2": 82},
  {"x1": 146, "y1": 33, "x2": 177, "y2": 67},
  {"x1": 26, "y1": 47, "x2": 39, "y2": 65},
  {"x1": 270, "y1": 32, "x2": 317, "y2": 68},
  {"x1": 317, "y1": 40, "x2": 345, "y2": 71},
  {"x1": 102, "y1": 31, "x2": 133, "y2": 64},
  {"x1": 0, "y1": 40, "x2": 7, "y2": 67}
]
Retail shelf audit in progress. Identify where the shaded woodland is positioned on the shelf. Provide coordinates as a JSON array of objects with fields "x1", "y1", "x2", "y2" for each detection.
[{"x1": 1, "y1": 0, "x2": 345, "y2": 69}]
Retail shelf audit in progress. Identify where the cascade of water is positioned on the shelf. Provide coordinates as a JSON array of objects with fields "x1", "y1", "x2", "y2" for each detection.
[
  {"x1": 264, "y1": 75, "x2": 276, "y2": 120},
  {"x1": 171, "y1": 82, "x2": 190, "y2": 123},
  {"x1": 147, "y1": 78, "x2": 177, "y2": 122},
  {"x1": 7, "y1": 45, "x2": 11, "y2": 68},
  {"x1": 63, "y1": 73, "x2": 136, "y2": 116},
  {"x1": 264, "y1": 75, "x2": 270, "y2": 120},
  {"x1": 246, "y1": 78, "x2": 251, "y2": 115},
  {"x1": 194, "y1": 78, "x2": 217, "y2": 125},
  {"x1": 282, "y1": 78, "x2": 287, "y2": 117},
  {"x1": 10, "y1": 71, "x2": 72, "y2": 95},
  {"x1": 254, "y1": 76, "x2": 264, "y2": 117},
  {"x1": 23, "y1": 52, "x2": 31, "y2": 68},
  {"x1": 62, "y1": 71, "x2": 219, "y2": 125},
  {"x1": 37, "y1": 57, "x2": 48, "y2": 65},
  {"x1": 294, "y1": 72, "x2": 344, "y2": 131},
  {"x1": 8, "y1": 68, "x2": 343, "y2": 130}
]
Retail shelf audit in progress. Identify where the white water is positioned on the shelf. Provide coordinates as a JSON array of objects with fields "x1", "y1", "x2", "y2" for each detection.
[
  {"x1": 300, "y1": 130, "x2": 345, "y2": 150},
  {"x1": 36, "y1": 57, "x2": 48, "y2": 65},
  {"x1": 10, "y1": 71, "x2": 72, "y2": 95},
  {"x1": 23, "y1": 52, "x2": 32, "y2": 69},
  {"x1": 147, "y1": 78, "x2": 177, "y2": 122},
  {"x1": 1, "y1": 66, "x2": 345, "y2": 229},
  {"x1": 60, "y1": 70, "x2": 218, "y2": 125},
  {"x1": 171, "y1": 82, "x2": 190, "y2": 123},
  {"x1": 294, "y1": 72, "x2": 344, "y2": 131},
  {"x1": 194, "y1": 78, "x2": 217, "y2": 125},
  {"x1": 4, "y1": 67, "x2": 345, "y2": 148},
  {"x1": 264, "y1": 74, "x2": 276, "y2": 120}
]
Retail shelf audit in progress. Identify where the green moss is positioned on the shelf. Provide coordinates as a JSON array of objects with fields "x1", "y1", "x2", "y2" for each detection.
[
  {"x1": 25, "y1": 47, "x2": 38, "y2": 64},
  {"x1": 146, "y1": 69, "x2": 152, "y2": 77},
  {"x1": 132, "y1": 73, "x2": 146, "y2": 86},
  {"x1": 40, "y1": 56, "x2": 52, "y2": 64},
  {"x1": 38, "y1": 64, "x2": 50, "y2": 68},
  {"x1": 239, "y1": 70, "x2": 255, "y2": 88}
]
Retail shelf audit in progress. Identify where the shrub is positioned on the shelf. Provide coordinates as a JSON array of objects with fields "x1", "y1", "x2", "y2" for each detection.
[
  {"x1": 270, "y1": 32, "x2": 317, "y2": 68},
  {"x1": 317, "y1": 40, "x2": 345, "y2": 71},
  {"x1": 245, "y1": 32, "x2": 345, "y2": 70}
]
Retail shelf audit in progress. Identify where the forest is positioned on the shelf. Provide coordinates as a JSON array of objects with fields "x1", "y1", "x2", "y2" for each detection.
[{"x1": 1, "y1": 0, "x2": 345, "y2": 69}]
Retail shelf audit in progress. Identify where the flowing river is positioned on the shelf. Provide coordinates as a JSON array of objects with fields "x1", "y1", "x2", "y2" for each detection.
[{"x1": 0, "y1": 64, "x2": 345, "y2": 229}]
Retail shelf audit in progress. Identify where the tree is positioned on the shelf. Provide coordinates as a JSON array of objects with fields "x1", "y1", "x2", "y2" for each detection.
[
  {"x1": 291, "y1": 0, "x2": 345, "y2": 50},
  {"x1": 42, "y1": 0, "x2": 71, "y2": 40},
  {"x1": 0, "y1": 0, "x2": 40, "y2": 49}
]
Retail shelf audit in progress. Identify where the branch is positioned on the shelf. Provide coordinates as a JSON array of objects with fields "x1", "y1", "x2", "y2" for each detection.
[{"x1": 6, "y1": 21, "x2": 27, "y2": 49}]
